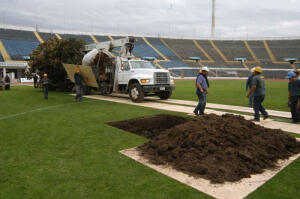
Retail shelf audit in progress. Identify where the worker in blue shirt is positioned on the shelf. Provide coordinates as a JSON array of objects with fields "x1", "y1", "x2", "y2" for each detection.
[
  {"x1": 287, "y1": 71, "x2": 300, "y2": 123},
  {"x1": 194, "y1": 66, "x2": 209, "y2": 116},
  {"x1": 246, "y1": 68, "x2": 255, "y2": 107}
]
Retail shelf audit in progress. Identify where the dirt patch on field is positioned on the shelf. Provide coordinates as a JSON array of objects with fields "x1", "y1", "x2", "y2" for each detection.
[
  {"x1": 107, "y1": 114, "x2": 189, "y2": 139},
  {"x1": 108, "y1": 114, "x2": 300, "y2": 183}
]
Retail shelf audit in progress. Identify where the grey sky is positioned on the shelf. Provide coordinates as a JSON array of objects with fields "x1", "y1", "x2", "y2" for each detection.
[{"x1": 0, "y1": 0, "x2": 300, "y2": 38}]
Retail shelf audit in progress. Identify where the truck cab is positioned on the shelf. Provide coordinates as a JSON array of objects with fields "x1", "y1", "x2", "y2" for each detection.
[{"x1": 116, "y1": 58, "x2": 174, "y2": 102}]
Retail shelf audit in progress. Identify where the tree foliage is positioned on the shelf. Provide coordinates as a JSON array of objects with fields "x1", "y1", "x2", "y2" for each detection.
[{"x1": 28, "y1": 38, "x2": 85, "y2": 91}]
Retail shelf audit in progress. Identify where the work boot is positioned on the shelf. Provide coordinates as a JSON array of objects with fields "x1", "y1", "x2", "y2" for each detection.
[
  {"x1": 250, "y1": 118, "x2": 260, "y2": 122},
  {"x1": 193, "y1": 110, "x2": 199, "y2": 116},
  {"x1": 263, "y1": 114, "x2": 269, "y2": 120}
]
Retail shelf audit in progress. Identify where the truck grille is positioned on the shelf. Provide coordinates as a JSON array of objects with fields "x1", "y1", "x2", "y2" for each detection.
[{"x1": 154, "y1": 72, "x2": 170, "y2": 84}]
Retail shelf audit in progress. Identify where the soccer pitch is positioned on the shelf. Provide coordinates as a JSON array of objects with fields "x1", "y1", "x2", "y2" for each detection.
[{"x1": 0, "y1": 82, "x2": 298, "y2": 199}]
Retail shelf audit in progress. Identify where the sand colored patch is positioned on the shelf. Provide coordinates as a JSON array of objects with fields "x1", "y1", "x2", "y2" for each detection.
[{"x1": 120, "y1": 147, "x2": 299, "y2": 199}]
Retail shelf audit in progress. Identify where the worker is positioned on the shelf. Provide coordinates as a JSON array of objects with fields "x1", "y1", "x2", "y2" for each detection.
[
  {"x1": 287, "y1": 71, "x2": 300, "y2": 123},
  {"x1": 246, "y1": 67, "x2": 255, "y2": 107},
  {"x1": 193, "y1": 66, "x2": 209, "y2": 116},
  {"x1": 41, "y1": 73, "x2": 50, "y2": 99},
  {"x1": 33, "y1": 74, "x2": 38, "y2": 88},
  {"x1": 247, "y1": 66, "x2": 268, "y2": 121},
  {"x1": 74, "y1": 69, "x2": 83, "y2": 102},
  {"x1": 4, "y1": 74, "x2": 10, "y2": 90}
]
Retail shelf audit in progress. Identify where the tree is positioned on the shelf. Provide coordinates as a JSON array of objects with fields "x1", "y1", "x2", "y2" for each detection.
[{"x1": 28, "y1": 38, "x2": 85, "y2": 91}]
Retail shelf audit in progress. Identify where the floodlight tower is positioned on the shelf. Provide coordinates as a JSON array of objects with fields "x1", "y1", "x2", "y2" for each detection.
[{"x1": 211, "y1": 0, "x2": 216, "y2": 38}]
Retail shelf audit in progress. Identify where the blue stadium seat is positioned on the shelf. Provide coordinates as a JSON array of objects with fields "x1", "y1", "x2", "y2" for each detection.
[
  {"x1": 0, "y1": 52, "x2": 4, "y2": 62},
  {"x1": 2, "y1": 40, "x2": 39, "y2": 60}
]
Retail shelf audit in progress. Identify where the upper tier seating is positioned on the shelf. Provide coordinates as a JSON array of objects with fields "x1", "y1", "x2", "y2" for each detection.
[
  {"x1": 132, "y1": 37, "x2": 162, "y2": 59},
  {"x1": 246, "y1": 40, "x2": 270, "y2": 61},
  {"x1": 2, "y1": 39, "x2": 39, "y2": 60},
  {"x1": 0, "y1": 52, "x2": 4, "y2": 62},
  {"x1": 38, "y1": 32, "x2": 57, "y2": 41},
  {"x1": 59, "y1": 34, "x2": 93, "y2": 44},
  {"x1": 212, "y1": 40, "x2": 254, "y2": 61},
  {"x1": 0, "y1": 28, "x2": 38, "y2": 42},
  {"x1": 93, "y1": 35, "x2": 111, "y2": 42},
  {"x1": 267, "y1": 40, "x2": 300, "y2": 61},
  {"x1": 163, "y1": 38, "x2": 208, "y2": 60}
]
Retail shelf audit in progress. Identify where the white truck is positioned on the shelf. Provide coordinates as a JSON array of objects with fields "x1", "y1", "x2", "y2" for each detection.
[{"x1": 65, "y1": 36, "x2": 174, "y2": 102}]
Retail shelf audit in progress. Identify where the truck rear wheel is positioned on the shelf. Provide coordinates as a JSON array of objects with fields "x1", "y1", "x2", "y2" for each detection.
[
  {"x1": 158, "y1": 91, "x2": 172, "y2": 100},
  {"x1": 129, "y1": 83, "x2": 144, "y2": 103}
]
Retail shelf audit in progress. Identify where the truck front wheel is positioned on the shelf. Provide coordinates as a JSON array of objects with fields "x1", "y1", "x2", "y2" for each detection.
[
  {"x1": 129, "y1": 83, "x2": 144, "y2": 103},
  {"x1": 158, "y1": 91, "x2": 172, "y2": 100}
]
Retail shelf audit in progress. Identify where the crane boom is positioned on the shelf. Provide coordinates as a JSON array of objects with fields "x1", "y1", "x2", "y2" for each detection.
[{"x1": 84, "y1": 36, "x2": 136, "y2": 53}]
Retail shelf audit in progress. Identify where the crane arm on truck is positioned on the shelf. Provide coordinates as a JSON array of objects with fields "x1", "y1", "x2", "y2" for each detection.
[{"x1": 84, "y1": 36, "x2": 137, "y2": 57}]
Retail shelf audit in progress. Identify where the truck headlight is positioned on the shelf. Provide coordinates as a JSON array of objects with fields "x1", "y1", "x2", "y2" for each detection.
[{"x1": 141, "y1": 79, "x2": 150, "y2": 83}]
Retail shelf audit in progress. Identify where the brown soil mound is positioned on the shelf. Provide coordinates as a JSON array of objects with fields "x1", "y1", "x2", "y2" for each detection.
[
  {"x1": 107, "y1": 114, "x2": 188, "y2": 139},
  {"x1": 108, "y1": 114, "x2": 300, "y2": 183}
]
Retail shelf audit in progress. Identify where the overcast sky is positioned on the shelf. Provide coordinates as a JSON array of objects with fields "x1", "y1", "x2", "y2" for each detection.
[{"x1": 0, "y1": 0, "x2": 300, "y2": 38}]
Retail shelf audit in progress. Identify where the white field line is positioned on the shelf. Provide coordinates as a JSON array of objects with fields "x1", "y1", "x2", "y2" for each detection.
[{"x1": 0, "y1": 101, "x2": 94, "y2": 121}]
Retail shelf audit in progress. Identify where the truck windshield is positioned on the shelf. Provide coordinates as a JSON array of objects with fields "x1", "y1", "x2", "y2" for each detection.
[{"x1": 130, "y1": 61, "x2": 155, "y2": 69}]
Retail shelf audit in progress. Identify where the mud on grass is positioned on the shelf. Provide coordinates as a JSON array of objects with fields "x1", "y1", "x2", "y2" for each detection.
[{"x1": 108, "y1": 114, "x2": 300, "y2": 184}]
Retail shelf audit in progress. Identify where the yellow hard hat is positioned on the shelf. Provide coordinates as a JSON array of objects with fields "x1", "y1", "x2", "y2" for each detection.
[
  {"x1": 254, "y1": 66, "x2": 262, "y2": 73},
  {"x1": 43, "y1": 73, "x2": 47, "y2": 77},
  {"x1": 199, "y1": 69, "x2": 202, "y2": 73}
]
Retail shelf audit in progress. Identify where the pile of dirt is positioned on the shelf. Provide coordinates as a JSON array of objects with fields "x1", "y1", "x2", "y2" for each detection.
[
  {"x1": 108, "y1": 114, "x2": 300, "y2": 183},
  {"x1": 107, "y1": 114, "x2": 188, "y2": 139}
]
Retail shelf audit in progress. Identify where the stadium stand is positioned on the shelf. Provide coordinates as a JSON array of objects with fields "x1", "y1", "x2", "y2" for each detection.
[
  {"x1": 0, "y1": 28, "x2": 298, "y2": 78},
  {"x1": 145, "y1": 37, "x2": 188, "y2": 69},
  {"x1": 38, "y1": 32, "x2": 57, "y2": 41},
  {"x1": 267, "y1": 40, "x2": 300, "y2": 61},
  {"x1": 196, "y1": 40, "x2": 228, "y2": 66},
  {"x1": 247, "y1": 40, "x2": 293, "y2": 69},
  {"x1": 212, "y1": 40, "x2": 254, "y2": 61},
  {"x1": 131, "y1": 37, "x2": 162, "y2": 59},
  {"x1": 0, "y1": 52, "x2": 4, "y2": 62},
  {"x1": 0, "y1": 28, "x2": 38, "y2": 42},
  {"x1": 146, "y1": 37, "x2": 179, "y2": 60},
  {"x1": 163, "y1": 38, "x2": 208, "y2": 60},
  {"x1": 246, "y1": 40, "x2": 270, "y2": 61},
  {"x1": 59, "y1": 33, "x2": 93, "y2": 44},
  {"x1": 93, "y1": 35, "x2": 111, "y2": 42},
  {"x1": 1, "y1": 39, "x2": 39, "y2": 60}
]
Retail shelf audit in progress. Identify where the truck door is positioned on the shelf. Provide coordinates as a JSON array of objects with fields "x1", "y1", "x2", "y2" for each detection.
[{"x1": 118, "y1": 61, "x2": 131, "y2": 84}]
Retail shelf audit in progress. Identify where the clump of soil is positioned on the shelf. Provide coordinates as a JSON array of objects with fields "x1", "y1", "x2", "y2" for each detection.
[
  {"x1": 107, "y1": 114, "x2": 189, "y2": 139},
  {"x1": 108, "y1": 114, "x2": 300, "y2": 183}
]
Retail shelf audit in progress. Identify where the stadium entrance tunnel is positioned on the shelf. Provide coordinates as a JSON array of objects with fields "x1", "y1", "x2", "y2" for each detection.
[{"x1": 107, "y1": 114, "x2": 300, "y2": 184}]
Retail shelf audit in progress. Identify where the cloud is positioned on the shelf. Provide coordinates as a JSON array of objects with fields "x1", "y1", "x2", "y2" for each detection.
[{"x1": 0, "y1": 0, "x2": 299, "y2": 38}]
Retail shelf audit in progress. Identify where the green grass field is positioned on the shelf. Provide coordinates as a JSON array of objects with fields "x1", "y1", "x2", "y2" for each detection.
[
  {"x1": 0, "y1": 82, "x2": 299, "y2": 199},
  {"x1": 172, "y1": 79, "x2": 290, "y2": 112}
]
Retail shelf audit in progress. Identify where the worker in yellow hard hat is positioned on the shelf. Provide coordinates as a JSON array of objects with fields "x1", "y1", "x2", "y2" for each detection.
[
  {"x1": 247, "y1": 66, "x2": 268, "y2": 121},
  {"x1": 246, "y1": 67, "x2": 256, "y2": 107},
  {"x1": 41, "y1": 73, "x2": 50, "y2": 99}
]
